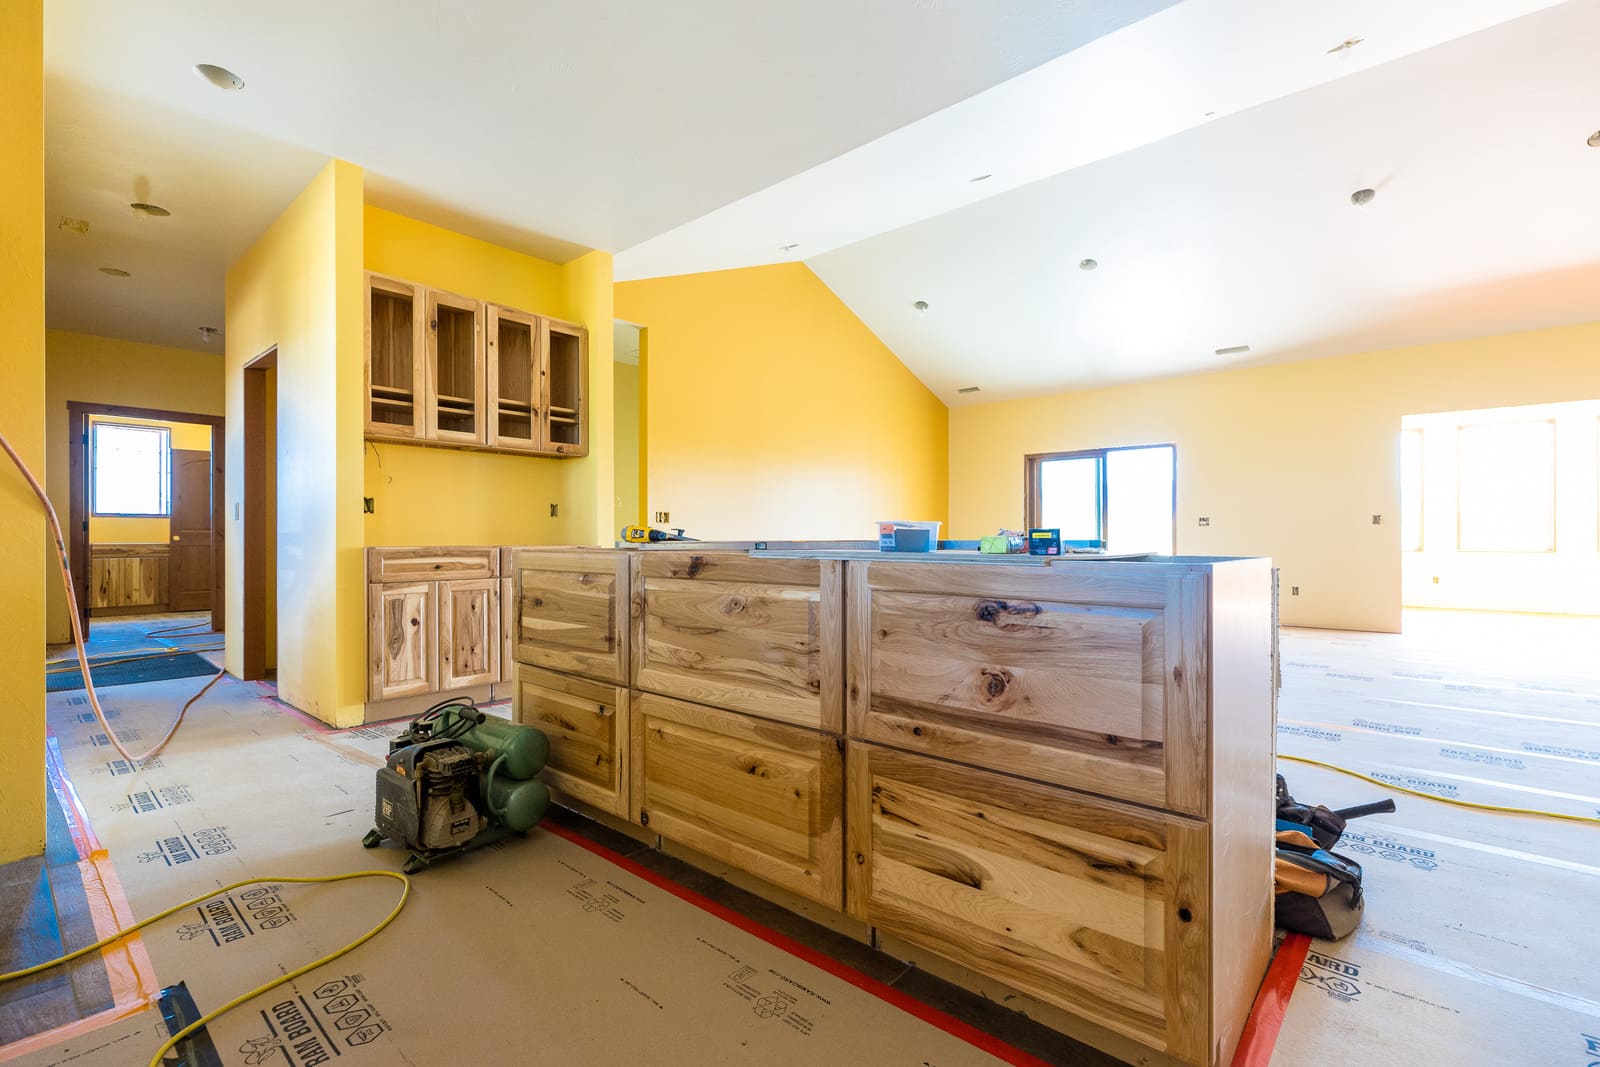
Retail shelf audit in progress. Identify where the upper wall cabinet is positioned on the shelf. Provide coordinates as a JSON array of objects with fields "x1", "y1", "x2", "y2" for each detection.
[{"x1": 365, "y1": 273, "x2": 587, "y2": 458}]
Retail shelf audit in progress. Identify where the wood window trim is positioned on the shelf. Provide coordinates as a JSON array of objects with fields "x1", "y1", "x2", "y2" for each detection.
[{"x1": 1023, "y1": 443, "x2": 1178, "y2": 552}]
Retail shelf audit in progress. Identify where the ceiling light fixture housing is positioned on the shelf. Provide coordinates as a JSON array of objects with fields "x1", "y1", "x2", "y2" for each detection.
[
  {"x1": 98, "y1": 267, "x2": 130, "y2": 277},
  {"x1": 58, "y1": 216, "x2": 90, "y2": 234},
  {"x1": 957, "y1": 386, "x2": 981, "y2": 394},
  {"x1": 1588, "y1": 130, "x2": 1600, "y2": 147},
  {"x1": 969, "y1": 174, "x2": 992, "y2": 183},
  {"x1": 130, "y1": 202, "x2": 170, "y2": 217},
  {"x1": 1215, "y1": 345, "x2": 1250, "y2": 356},
  {"x1": 913, "y1": 300, "x2": 929, "y2": 312},
  {"x1": 1350, "y1": 188, "x2": 1376, "y2": 206},
  {"x1": 1079, "y1": 258, "x2": 1098, "y2": 271},
  {"x1": 198, "y1": 326, "x2": 221, "y2": 342},
  {"x1": 779, "y1": 243, "x2": 799, "y2": 253},
  {"x1": 194, "y1": 63, "x2": 245, "y2": 90}
]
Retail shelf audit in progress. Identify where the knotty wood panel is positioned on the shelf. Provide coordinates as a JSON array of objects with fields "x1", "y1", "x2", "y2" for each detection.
[
  {"x1": 511, "y1": 549, "x2": 630, "y2": 683},
  {"x1": 367, "y1": 546, "x2": 497, "y2": 583},
  {"x1": 439, "y1": 578, "x2": 500, "y2": 690},
  {"x1": 636, "y1": 552, "x2": 843, "y2": 732},
  {"x1": 368, "y1": 581, "x2": 437, "y2": 702},
  {"x1": 632, "y1": 693, "x2": 842, "y2": 908},
  {"x1": 88, "y1": 546, "x2": 168, "y2": 610},
  {"x1": 848, "y1": 561, "x2": 1209, "y2": 815},
  {"x1": 847, "y1": 742, "x2": 1208, "y2": 1064},
  {"x1": 515, "y1": 664, "x2": 628, "y2": 818}
]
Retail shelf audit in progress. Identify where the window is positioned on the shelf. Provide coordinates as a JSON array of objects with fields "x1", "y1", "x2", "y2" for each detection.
[
  {"x1": 1456, "y1": 419, "x2": 1555, "y2": 552},
  {"x1": 91, "y1": 422, "x2": 171, "y2": 517},
  {"x1": 1025, "y1": 444, "x2": 1176, "y2": 553},
  {"x1": 1400, "y1": 428, "x2": 1423, "y2": 552}
]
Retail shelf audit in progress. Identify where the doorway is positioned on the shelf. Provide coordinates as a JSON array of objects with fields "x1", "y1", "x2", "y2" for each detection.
[
  {"x1": 67, "y1": 402, "x2": 224, "y2": 634},
  {"x1": 241, "y1": 348, "x2": 278, "y2": 680},
  {"x1": 613, "y1": 321, "x2": 645, "y2": 527}
]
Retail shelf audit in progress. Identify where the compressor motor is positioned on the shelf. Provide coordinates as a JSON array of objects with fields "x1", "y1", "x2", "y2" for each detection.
[{"x1": 362, "y1": 699, "x2": 551, "y2": 873}]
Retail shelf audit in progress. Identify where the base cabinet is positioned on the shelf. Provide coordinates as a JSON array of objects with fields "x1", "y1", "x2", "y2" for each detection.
[
  {"x1": 846, "y1": 742, "x2": 1210, "y2": 1064},
  {"x1": 366, "y1": 547, "x2": 502, "y2": 705},
  {"x1": 631, "y1": 692, "x2": 843, "y2": 909},
  {"x1": 514, "y1": 663, "x2": 629, "y2": 819}
]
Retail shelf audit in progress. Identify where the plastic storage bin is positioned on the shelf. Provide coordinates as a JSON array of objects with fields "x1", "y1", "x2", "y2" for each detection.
[{"x1": 877, "y1": 520, "x2": 942, "y2": 552}]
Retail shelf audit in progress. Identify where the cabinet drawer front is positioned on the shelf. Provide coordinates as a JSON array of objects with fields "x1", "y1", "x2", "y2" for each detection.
[
  {"x1": 368, "y1": 582, "x2": 437, "y2": 702},
  {"x1": 636, "y1": 553, "x2": 842, "y2": 731},
  {"x1": 511, "y1": 549, "x2": 630, "y2": 683},
  {"x1": 368, "y1": 546, "x2": 497, "y2": 582},
  {"x1": 632, "y1": 693, "x2": 842, "y2": 908},
  {"x1": 847, "y1": 743, "x2": 1207, "y2": 1064},
  {"x1": 848, "y1": 562, "x2": 1208, "y2": 815},
  {"x1": 440, "y1": 578, "x2": 500, "y2": 690},
  {"x1": 514, "y1": 664, "x2": 628, "y2": 819}
]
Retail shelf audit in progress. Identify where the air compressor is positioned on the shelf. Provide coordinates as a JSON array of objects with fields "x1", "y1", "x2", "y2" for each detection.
[{"x1": 361, "y1": 699, "x2": 551, "y2": 873}]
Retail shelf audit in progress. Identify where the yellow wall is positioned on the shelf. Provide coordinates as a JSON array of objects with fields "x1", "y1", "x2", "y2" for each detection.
[
  {"x1": 0, "y1": 0, "x2": 44, "y2": 863},
  {"x1": 613, "y1": 360, "x2": 641, "y2": 526},
  {"x1": 362, "y1": 207, "x2": 614, "y2": 547},
  {"x1": 42, "y1": 331, "x2": 224, "y2": 639},
  {"x1": 614, "y1": 263, "x2": 948, "y2": 539},
  {"x1": 950, "y1": 321, "x2": 1600, "y2": 632},
  {"x1": 225, "y1": 160, "x2": 366, "y2": 725},
  {"x1": 86, "y1": 414, "x2": 213, "y2": 544}
]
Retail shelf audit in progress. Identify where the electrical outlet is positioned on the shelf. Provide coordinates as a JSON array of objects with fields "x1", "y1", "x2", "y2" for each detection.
[
  {"x1": 550, "y1": 503, "x2": 559, "y2": 518},
  {"x1": 654, "y1": 511, "x2": 670, "y2": 524},
  {"x1": 1372, "y1": 514, "x2": 1382, "y2": 524},
  {"x1": 362, "y1": 496, "x2": 375, "y2": 514},
  {"x1": 1198, "y1": 516, "x2": 1210, "y2": 527},
  {"x1": 1291, "y1": 586, "x2": 1300, "y2": 596},
  {"x1": 1432, "y1": 576, "x2": 1440, "y2": 584}
]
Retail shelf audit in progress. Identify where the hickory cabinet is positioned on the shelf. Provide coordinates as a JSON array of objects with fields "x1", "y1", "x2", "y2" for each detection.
[
  {"x1": 365, "y1": 272, "x2": 588, "y2": 457},
  {"x1": 366, "y1": 547, "x2": 509, "y2": 705}
]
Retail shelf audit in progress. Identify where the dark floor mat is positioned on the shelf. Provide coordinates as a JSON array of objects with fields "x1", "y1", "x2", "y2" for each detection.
[{"x1": 46, "y1": 651, "x2": 218, "y2": 692}]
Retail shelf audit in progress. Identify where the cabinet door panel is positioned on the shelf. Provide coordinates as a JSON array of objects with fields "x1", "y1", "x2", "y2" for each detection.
[
  {"x1": 636, "y1": 553, "x2": 842, "y2": 731},
  {"x1": 368, "y1": 582, "x2": 437, "y2": 701},
  {"x1": 440, "y1": 578, "x2": 499, "y2": 690},
  {"x1": 514, "y1": 664, "x2": 628, "y2": 818},
  {"x1": 426, "y1": 289, "x2": 485, "y2": 445},
  {"x1": 540, "y1": 318, "x2": 587, "y2": 456},
  {"x1": 848, "y1": 561, "x2": 1208, "y2": 815},
  {"x1": 510, "y1": 549, "x2": 630, "y2": 683},
  {"x1": 487, "y1": 304, "x2": 540, "y2": 451},
  {"x1": 365, "y1": 274, "x2": 426, "y2": 439},
  {"x1": 847, "y1": 742, "x2": 1207, "y2": 1064},
  {"x1": 632, "y1": 693, "x2": 842, "y2": 908}
]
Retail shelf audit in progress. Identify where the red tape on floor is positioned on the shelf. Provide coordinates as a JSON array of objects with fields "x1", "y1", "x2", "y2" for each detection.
[
  {"x1": 544, "y1": 821, "x2": 1056, "y2": 1067},
  {"x1": 1231, "y1": 932, "x2": 1311, "y2": 1067}
]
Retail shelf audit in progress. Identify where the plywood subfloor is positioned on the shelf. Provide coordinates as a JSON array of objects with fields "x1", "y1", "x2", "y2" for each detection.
[{"x1": 1269, "y1": 610, "x2": 1600, "y2": 1065}]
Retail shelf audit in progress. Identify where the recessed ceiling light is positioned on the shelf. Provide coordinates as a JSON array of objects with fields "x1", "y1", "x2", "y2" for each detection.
[
  {"x1": 98, "y1": 267, "x2": 130, "y2": 277},
  {"x1": 912, "y1": 300, "x2": 929, "y2": 312},
  {"x1": 198, "y1": 326, "x2": 221, "y2": 342},
  {"x1": 1079, "y1": 258, "x2": 1098, "y2": 271},
  {"x1": 194, "y1": 63, "x2": 245, "y2": 90},
  {"x1": 58, "y1": 216, "x2": 90, "y2": 234},
  {"x1": 1588, "y1": 130, "x2": 1600, "y2": 147},
  {"x1": 130, "y1": 202, "x2": 170, "y2": 217},
  {"x1": 957, "y1": 386, "x2": 981, "y2": 394},
  {"x1": 969, "y1": 174, "x2": 992, "y2": 183},
  {"x1": 1350, "y1": 188, "x2": 1376, "y2": 206},
  {"x1": 779, "y1": 243, "x2": 799, "y2": 253},
  {"x1": 1215, "y1": 345, "x2": 1250, "y2": 356},
  {"x1": 1326, "y1": 37, "x2": 1364, "y2": 54}
]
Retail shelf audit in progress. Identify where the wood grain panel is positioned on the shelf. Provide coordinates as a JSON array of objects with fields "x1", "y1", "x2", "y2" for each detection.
[
  {"x1": 848, "y1": 560, "x2": 1207, "y2": 814},
  {"x1": 88, "y1": 546, "x2": 169, "y2": 610},
  {"x1": 511, "y1": 549, "x2": 630, "y2": 683},
  {"x1": 514, "y1": 664, "x2": 628, "y2": 818},
  {"x1": 367, "y1": 546, "x2": 497, "y2": 583},
  {"x1": 636, "y1": 553, "x2": 842, "y2": 731},
  {"x1": 632, "y1": 693, "x2": 842, "y2": 907},
  {"x1": 368, "y1": 581, "x2": 437, "y2": 702},
  {"x1": 847, "y1": 742, "x2": 1207, "y2": 1063},
  {"x1": 439, "y1": 578, "x2": 499, "y2": 690}
]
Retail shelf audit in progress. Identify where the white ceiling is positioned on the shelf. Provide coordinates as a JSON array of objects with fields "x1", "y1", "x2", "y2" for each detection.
[{"x1": 44, "y1": 0, "x2": 1170, "y2": 352}]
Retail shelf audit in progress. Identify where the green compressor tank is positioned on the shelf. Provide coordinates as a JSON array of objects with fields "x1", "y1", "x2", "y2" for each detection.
[
  {"x1": 456, "y1": 715, "x2": 549, "y2": 780},
  {"x1": 487, "y1": 775, "x2": 550, "y2": 833}
]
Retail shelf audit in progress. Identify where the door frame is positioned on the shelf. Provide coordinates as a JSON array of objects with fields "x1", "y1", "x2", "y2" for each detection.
[
  {"x1": 241, "y1": 348, "x2": 277, "y2": 681},
  {"x1": 67, "y1": 402, "x2": 226, "y2": 635}
]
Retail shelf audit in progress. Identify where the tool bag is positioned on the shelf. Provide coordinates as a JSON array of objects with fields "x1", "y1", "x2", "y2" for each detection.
[{"x1": 1274, "y1": 774, "x2": 1395, "y2": 940}]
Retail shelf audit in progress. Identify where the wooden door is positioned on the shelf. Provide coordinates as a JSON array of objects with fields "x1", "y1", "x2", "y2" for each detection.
[
  {"x1": 439, "y1": 578, "x2": 500, "y2": 690},
  {"x1": 426, "y1": 289, "x2": 485, "y2": 445},
  {"x1": 508, "y1": 549, "x2": 630, "y2": 683},
  {"x1": 169, "y1": 447, "x2": 213, "y2": 611},
  {"x1": 368, "y1": 581, "x2": 438, "y2": 701},
  {"x1": 514, "y1": 664, "x2": 628, "y2": 818},
  {"x1": 846, "y1": 742, "x2": 1209, "y2": 1064},
  {"x1": 846, "y1": 560, "x2": 1209, "y2": 815},
  {"x1": 632, "y1": 693, "x2": 843, "y2": 907}
]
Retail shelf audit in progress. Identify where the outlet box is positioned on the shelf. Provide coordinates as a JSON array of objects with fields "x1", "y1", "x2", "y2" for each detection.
[
  {"x1": 1291, "y1": 586, "x2": 1300, "y2": 595},
  {"x1": 362, "y1": 496, "x2": 375, "y2": 514},
  {"x1": 654, "y1": 511, "x2": 671, "y2": 524},
  {"x1": 550, "y1": 503, "x2": 559, "y2": 517},
  {"x1": 1198, "y1": 516, "x2": 1211, "y2": 527},
  {"x1": 1372, "y1": 514, "x2": 1382, "y2": 524}
]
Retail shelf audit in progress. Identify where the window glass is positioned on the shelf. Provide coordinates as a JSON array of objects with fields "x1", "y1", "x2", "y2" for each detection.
[
  {"x1": 1457, "y1": 420, "x2": 1554, "y2": 551},
  {"x1": 92, "y1": 423, "x2": 170, "y2": 516},
  {"x1": 1038, "y1": 456, "x2": 1103, "y2": 541},
  {"x1": 1106, "y1": 446, "x2": 1175, "y2": 553}
]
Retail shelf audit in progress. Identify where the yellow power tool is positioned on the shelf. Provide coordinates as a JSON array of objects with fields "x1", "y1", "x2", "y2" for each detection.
[{"x1": 620, "y1": 525, "x2": 696, "y2": 543}]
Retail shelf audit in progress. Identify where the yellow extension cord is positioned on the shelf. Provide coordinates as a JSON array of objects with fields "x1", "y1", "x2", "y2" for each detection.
[
  {"x1": 1278, "y1": 753, "x2": 1600, "y2": 826},
  {"x1": 0, "y1": 870, "x2": 410, "y2": 1067}
]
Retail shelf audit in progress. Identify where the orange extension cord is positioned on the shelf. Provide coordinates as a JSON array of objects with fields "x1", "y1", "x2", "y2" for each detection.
[{"x1": 1, "y1": 429, "x2": 223, "y2": 766}]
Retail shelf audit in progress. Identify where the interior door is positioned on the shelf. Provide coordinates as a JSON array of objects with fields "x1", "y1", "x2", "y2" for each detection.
[{"x1": 169, "y1": 447, "x2": 213, "y2": 611}]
